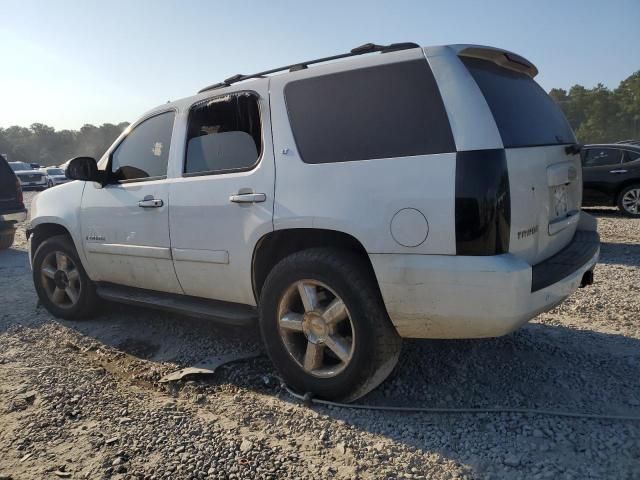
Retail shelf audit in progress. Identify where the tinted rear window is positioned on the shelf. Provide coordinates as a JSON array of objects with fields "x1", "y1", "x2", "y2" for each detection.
[
  {"x1": 461, "y1": 57, "x2": 575, "y2": 148},
  {"x1": 284, "y1": 60, "x2": 455, "y2": 164}
]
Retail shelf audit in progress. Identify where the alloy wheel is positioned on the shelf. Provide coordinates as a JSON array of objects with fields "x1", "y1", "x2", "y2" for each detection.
[
  {"x1": 40, "y1": 251, "x2": 81, "y2": 308},
  {"x1": 277, "y1": 280, "x2": 355, "y2": 378},
  {"x1": 622, "y1": 188, "x2": 640, "y2": 215}
]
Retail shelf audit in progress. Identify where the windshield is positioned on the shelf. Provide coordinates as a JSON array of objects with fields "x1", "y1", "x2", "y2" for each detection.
[
  {"x1": 9, "y1": 162, "x2": 31, "y2": 171},
  {"x1": 47, "y1": 168, "x2": 64, "y2": 175},
  {"x1": 461, "y1": 57, "x2": 576, "y2": 148}
]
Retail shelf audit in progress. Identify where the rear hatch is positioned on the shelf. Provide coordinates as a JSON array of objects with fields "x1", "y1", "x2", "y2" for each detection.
[
  {"x1": 0, "y1": 158, "x2": 24, "y2": 212},
  {"x1": 460, "y1": 53, "x2": 581, "y2": 265}
]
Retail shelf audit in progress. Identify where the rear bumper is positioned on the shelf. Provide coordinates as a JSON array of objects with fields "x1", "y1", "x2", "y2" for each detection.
[
  {"x1": 0, "y1": 208, "x2": 27, "y2": 224},
  {"x1": 371, "y1": 227, "x2": 599, "y2": 339}
]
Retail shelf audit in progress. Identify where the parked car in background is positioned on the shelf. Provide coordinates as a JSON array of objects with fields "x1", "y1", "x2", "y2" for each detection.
[
  {"x1": 27, "y1": 43, "x2": 599, "y2": 401},
  {"x1": 41, "y1": 167, "x2": 71, "y2": 188},
  {"x1": 581, "y1": 143, "x2": 640, "y2": 216},
  {"x1": 0, "y1": 156, "x2": 27, "y2": 249},
  {"x1": 9, "y1": 161, "x2": 48, "y2": 190}
]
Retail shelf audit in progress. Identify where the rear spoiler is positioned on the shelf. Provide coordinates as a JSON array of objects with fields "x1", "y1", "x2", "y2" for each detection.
[{"x1": 449, "y1": 45, "x2": 538, "y2": 78}]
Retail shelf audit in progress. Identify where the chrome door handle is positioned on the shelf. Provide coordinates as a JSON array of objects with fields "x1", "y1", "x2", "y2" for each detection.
[
  {"x1": 229, "y1": 193, "x2": 266, "y2": 204},
  {"x1": 138, "y1": 198, "x2": 163, "y2": 208},
  {"x1": 609, "y1": 169, "x2": 628, "y2": 174}
]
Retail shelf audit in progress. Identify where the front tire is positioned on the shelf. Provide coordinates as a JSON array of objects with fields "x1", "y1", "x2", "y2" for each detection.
[
  {"x1": 618, "y1": 184, "x2": 640, "y2": 217},
  {"x1": 259, "y1": 248, "x2": 401, "y2": 402},
  {"x1": 32, "y1": 234, "x2": 98, "y2": 320}
]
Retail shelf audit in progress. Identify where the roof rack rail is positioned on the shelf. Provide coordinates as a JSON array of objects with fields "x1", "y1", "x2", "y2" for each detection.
[{"x1": 197, "y1": 42, "x2": 419, "y2": 94}]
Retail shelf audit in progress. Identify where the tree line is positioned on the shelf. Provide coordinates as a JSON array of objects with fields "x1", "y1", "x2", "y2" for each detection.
[
  {"x1": 550, "y1": 71, "x2": 640, "y2": 144},
  {"x1": 1, "y1": 70, "x2": 639, "y2": 167},
  {"x1": 0, "y1": 122, "x2": 129, "y2": 167}
]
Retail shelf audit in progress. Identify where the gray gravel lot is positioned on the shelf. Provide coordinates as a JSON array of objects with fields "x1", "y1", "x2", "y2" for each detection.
[{"x1": 1, "y1": 191, "x2": 639, "y2": 479}]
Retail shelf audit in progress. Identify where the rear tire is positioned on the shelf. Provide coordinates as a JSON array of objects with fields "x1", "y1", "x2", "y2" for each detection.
[
  {"x1": 32, "y1": 234, "x2": 98, "y2": 320},
  {"x1": 259, "y1": 248, "x2": 401, "y2": 402},
  {"x1": 0, "y1": 231, "x2": 15, "y2": 250},
  {"x1": 617, "y1": 184, "x2": 640, "y2": 217}
]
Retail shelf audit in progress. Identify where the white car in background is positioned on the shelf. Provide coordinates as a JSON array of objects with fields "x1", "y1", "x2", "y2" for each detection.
[
  {"x1": 41, "y1": 167, "x2": 71, "y2": 188},
  {"x1": 9, "y1": 161, "x2": 48, "y2": 190}
]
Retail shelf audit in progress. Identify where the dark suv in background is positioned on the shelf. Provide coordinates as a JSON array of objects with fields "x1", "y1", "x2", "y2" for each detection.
[
  {"x1": 0, "y1": 156, "x2": 27, "y2": 249},
  {"x1": 581, "y1": 143, "x2": 640, "y2": 217}
]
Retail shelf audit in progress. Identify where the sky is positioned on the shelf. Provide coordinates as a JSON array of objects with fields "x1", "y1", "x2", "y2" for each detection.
[{"x1": 1, "y1": 0, "x2": 639, "y2": 130}]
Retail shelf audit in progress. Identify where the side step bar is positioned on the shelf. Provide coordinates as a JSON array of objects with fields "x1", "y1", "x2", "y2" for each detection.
[{"x1": 96, "y1": 283, "x2": 258, "y2": 327}]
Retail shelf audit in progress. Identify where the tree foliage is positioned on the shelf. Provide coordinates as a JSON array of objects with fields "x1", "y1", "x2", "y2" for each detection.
[
  {"x1": 0, "y1": 122, "x2": 129, "y2": 166},
  {"x1": 549, "y1": 71, "x2": 640, "y2": 144}
]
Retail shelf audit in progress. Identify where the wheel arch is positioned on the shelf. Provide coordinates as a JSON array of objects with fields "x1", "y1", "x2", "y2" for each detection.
[
  {"x1": 252, "y1": 228, "x2": 381, "y2": 303},
  {"x1": 29, "y1": 222, "x2": 74, "y2": 260}
]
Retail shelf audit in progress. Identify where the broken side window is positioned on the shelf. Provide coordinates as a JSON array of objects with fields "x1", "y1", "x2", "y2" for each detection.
[{"x1": 184, "y1": 93, "x2": 262, "y2": 175}]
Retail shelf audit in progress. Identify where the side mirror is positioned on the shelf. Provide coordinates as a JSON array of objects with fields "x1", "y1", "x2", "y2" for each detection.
[{"x1": 65, "y1": 157, "x2": 102, "y2": 183}]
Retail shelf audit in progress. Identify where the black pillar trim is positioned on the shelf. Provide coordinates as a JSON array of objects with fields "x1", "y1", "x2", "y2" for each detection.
[{"x1": 455, "y1": 149, "x2": 511, "y2": 255}]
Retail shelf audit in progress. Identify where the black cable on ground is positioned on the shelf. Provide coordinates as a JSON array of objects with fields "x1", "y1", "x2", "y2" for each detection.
[{"x1": 283, "y1": 385, "x2": 640, "y2": 421}]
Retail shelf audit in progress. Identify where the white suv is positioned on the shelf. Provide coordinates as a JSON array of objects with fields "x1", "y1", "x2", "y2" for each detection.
[{"x1": 27, "y1": 43, "x2": 599, "y2": 401}]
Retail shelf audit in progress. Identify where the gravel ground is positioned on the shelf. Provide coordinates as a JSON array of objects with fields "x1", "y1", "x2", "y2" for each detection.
[{"x1": 0, "y1": 191, "x2": 639, "y2": 479}]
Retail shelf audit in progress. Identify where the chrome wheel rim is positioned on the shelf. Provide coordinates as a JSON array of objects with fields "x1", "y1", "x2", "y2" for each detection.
[
  {"x1": 277, "y1": 280, "x2": 355, "y2": 378},
  {"x1": 622, "y1": 188, "x2": 640, "y2": 214},
  {"x1": 40, "y1": 251, "x2": 81, "y2": 308}
]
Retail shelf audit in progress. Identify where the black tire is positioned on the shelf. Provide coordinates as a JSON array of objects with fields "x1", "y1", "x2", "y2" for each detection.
[
  {"x1": 0, "y1": 231, "x2": 15, "y2": 250},
  {"x1": 48, "y1": 180, "x2": 53, "y2": 188},
  {"x1": 32, "y1": 234, "x2": 98, "y2": 320},
  {"x1": 259, "y1": 248, "x2": 401, "y2": 402},
  {"x1": 617, "y1": 184, "x2": 640, "y2": 217}
]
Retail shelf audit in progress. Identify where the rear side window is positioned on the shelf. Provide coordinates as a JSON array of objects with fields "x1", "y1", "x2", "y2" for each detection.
[
  {"x1": 461, "y1": 57, "x2": 576, "y2": 148},
  {"x1": 184, "y1": 93, "x2": 262, "y2": 175},
  {"x1": 111, "y1": 111, "x2": 175, "y2": 181},
  {"x1": 582, "y1": 148, "x2": 623, "y2": 167},
  {"x1": 624, "y1": 150, "x2": 640, "y2": 162},
  {"x1": 284, "y1": 60, "x2": 455, "y2": 164}
]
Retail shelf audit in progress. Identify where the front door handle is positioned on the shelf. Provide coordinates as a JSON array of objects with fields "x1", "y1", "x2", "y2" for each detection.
[
  {"x1": 229, "y1": 193, "x2": 266, "y2": 204},
  {"x1": 609, "y1": 169, "x2": 628, "y2": 174},
  {"x1": 138, "y1": 196, "x2": 163, "y2": 208}
]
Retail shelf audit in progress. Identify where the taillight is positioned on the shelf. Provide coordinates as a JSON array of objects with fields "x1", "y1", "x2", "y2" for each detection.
[
  {"x1": 15, "y1": 178, "x2": 23, "y2": 204},
  {"x1": 455, "y1": 149, "x2": 511, "y2": 255}
]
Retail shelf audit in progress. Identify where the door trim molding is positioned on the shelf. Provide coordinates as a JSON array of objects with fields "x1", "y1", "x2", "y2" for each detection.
[
  {"x1": 85, "y1": 243, "x2": 172, "y2": 260},
  {"x1": 172, "y1": 248, "x2": 229, "y2": 264}
]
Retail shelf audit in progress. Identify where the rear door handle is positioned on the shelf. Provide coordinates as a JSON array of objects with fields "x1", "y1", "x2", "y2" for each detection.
[
  {"x1": 229, "y1": 193, "x2": 266, "y2": 204},
  {"x1": 138, "y1": 197, "x2": 163, "y2": 208},
  {"x1": 609, "y1": 169, "x2": 628, "y2": 174}
]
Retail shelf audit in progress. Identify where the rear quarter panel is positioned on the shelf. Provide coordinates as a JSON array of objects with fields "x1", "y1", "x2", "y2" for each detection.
[{"x1": 269, "y1": 49, "x2": 456, "y2": 255}]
